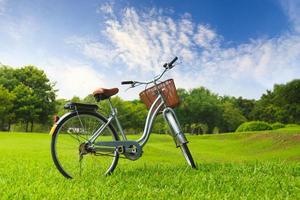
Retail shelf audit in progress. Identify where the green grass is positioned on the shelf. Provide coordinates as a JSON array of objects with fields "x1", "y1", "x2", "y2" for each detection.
[{"x1": 0, "y1": 128, "x2": 299, "y2": 199}]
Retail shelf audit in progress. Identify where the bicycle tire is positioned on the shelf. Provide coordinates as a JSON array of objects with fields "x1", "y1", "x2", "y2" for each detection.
[
  {"x1": 51, "y1": 110, "x2": 120, "y2": 179},
  {"x1": 180, "y1": 143, "x2": 197, "y2": 169}
]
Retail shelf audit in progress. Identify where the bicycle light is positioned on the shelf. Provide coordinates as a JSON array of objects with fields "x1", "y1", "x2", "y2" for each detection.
[{"x1": 53, "y1": 115, "x2": 60, "y2": 123}]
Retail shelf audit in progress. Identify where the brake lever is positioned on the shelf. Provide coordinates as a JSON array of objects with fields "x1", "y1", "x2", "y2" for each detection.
[
  {"x1": 125, "y1": 86, "x2": 132, "y2": 92},
  {"x1": 124, "y1": 81, "x2": 138, "y2": 91},
  {"x1": 169, "y1": 63, "x2": 176, "y2": 69}
]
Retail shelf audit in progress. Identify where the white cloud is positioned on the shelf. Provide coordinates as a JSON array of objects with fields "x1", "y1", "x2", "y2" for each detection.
[
  {"x1": 65, "y1": 36, "x2": 117, "y2": 67},
  {"x1": 102, "y1": 8, "x2": 203, "y2": 72},
  {"x1": 42, "y1": 58, "x2": 107, "y2": 99},
  {"x1": 194, "y1": 25, "x2": 219, "y2": 49},
  {"x1": 280, "y1": 0, "x2": 300, "y2": 32},
  {"x1": 97, "y1": 2, "x2": 114, "y2": 15}
]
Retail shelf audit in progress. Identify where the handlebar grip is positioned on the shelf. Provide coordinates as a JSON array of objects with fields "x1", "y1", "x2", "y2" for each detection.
[
  {"x1": 168, "y1": 56, "x2": 178, "y2": 67},
  {"x1": 121, "y1": 81, "x2": 134, "y2": 85}
]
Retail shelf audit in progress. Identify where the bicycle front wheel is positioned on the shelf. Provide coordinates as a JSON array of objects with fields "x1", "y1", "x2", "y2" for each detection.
[
  {"x1": 51, "y1": 111, "x2": 119, "y2": 179},
  {"x1": 180, "y1": 143, "x2": 197, "y2": 169}
]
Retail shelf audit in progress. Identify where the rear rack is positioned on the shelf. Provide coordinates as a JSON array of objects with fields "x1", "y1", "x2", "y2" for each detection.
[{"x1": 64, "y1": 102, "x2": 99, "y2": 111}]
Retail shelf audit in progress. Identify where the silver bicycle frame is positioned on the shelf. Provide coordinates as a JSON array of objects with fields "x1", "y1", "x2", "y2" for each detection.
[{"x1": 88, "y1": 93, "x2": 187, "y2": 148}]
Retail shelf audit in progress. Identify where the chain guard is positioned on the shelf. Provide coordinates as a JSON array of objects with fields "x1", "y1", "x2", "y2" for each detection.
[{"x1": 94, "y1": 140, "x2": 142, "y2": 161}]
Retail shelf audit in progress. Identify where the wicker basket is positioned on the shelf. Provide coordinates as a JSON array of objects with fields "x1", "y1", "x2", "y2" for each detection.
[{"x1": 139, "y1": 79, "x2": 180, "y2": 110}]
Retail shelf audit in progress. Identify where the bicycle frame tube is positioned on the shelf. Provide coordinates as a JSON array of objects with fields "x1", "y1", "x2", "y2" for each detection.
[
  {"x1": 108, "y1": 99, "x2": 127, "y2": 140},
  {"x1": 88, "y1": 115, "x2": 114, "y2": 144},
  {"x1": 137, "y1": 94, "x2": 164, "y2": 147},
  {"x1": 88, "y1": 98, "x2": 128, "y2": 144},
  {"x1": 137, "y1": 94, "x2": 188, "y2": 148}
]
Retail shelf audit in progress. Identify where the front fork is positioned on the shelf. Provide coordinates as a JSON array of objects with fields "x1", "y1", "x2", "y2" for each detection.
[{"x1": 163, "y1": 107, "x2": 188, "y2": 147}]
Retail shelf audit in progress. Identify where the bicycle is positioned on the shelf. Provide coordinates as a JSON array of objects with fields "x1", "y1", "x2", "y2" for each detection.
[{"x1": 50, "y1": 57, "x2": 196, "y2": 179}]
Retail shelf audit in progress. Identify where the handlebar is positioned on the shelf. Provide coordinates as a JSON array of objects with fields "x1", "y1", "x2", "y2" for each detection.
[
  {"x1": 163, "y1": 56, "x2": 178, "y2": 69},
  {"x1": 121, "y1": 56, "x2": 178, "y2": 88},
  {"x1": 169, "y1": 56, "x2": 178, "y2": 67},
  {"x1": 121, "y1": 81, "x2": 134, "y2": 85}
]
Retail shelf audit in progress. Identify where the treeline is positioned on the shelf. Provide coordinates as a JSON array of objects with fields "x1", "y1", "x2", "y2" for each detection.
[
  {"x1": 177, "y1": 79, "x2": 300, "y2": 133},
  {"x1": 55, "y1": 80, "x2": 300, "y2": 134},
  {"x1": 0, "y1": 64, "x2": 299, "y2": 133}
]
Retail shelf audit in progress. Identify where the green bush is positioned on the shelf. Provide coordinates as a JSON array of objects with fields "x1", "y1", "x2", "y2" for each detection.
[
  {"x1": 271, "y1": 122, "x2": 285, "y2": 130},
  {"x1": 235, "y1": 121, "x2": 272, "y2": 132},
  {"x1": 285, "y1": 124, "x2": 300, "y2": 128}
]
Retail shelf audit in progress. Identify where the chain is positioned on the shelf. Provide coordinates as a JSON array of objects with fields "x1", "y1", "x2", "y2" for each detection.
[{"x1": 94, "y1": 152, "x2": 127, "y2": 159}]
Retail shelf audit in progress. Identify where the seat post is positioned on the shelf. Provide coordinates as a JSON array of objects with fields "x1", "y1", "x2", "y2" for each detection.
[
  {"x1": 107, "y1": 98, "x2": 127, "y2": 140},
  {"x1": 107, "y1": 98, "x2": 116, "y2": 115}
]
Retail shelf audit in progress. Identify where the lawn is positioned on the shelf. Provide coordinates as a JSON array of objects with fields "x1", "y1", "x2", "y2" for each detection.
[{"x1": 0, "y1": 128, "x2": 299, "y2": 199}]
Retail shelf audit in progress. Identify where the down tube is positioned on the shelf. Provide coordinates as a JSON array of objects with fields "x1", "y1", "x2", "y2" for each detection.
[{"x1": 137, "y1": 96, "x2": 164, "y2": 147}]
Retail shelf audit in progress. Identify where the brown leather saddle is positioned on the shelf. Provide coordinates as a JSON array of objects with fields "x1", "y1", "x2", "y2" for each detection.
[{"x1": 93, "y1": 87, "x2": 119, "y2": 101}]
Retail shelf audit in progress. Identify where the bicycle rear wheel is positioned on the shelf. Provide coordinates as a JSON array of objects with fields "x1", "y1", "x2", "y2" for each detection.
[
  {"x1": 180, "y1": 143, "x2": 197, "y2": 169},
  {"x1": 51, "y1": 111, "x2": 119, "y2": 179}
]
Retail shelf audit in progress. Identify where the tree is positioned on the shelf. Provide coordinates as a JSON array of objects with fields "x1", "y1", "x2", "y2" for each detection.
[
  {"x1": 177, "y1": 87, "x2": 223, "y2": 133},
  {"x1": 129, "y1": 101, "x2": 148, "y2": 133},
  {"x1": 0, "y1": 65, "x2": 56, "y2": 132},
  {"x1": 0, "y1": 85, "x2": 15, "y2": 131},
  {"x1": 92, "y1": 96, "x2": 148, "y2": 134},
  {"x1": 233, "y1": 97, "x2": 256, "y2": 120},
  {"x1": 221, "y1": 101, "x2": 247, "y2": 132},
  {"x1": 197, "y1": 123, "x2": 208, "y2": 134},
  {"x1": 55, "y1": 99, "x2": 69, "y2": 117},
  {"x1": 190, "y1": 123, "x2": 208, "y2": 135},
  {"x1": 15, "y1": 66, "x2": 56, "y2": 130},
  {"x1": 190, "y1": 123, "x2": 197, "y2": 135},
  {"x1": 249, "y1": 80, "x2": 300, "y2": 124},
  {"x1": 273, "y1": 80, "x2": 300, "y2": 123},
  {"x1": 0, "y1": 65, "x2": 19, "y2": 91},
  {"x1": 12, "y1": 84, "x2": 40, "y2": 132},
  {"x1": 152, "y1": 115, "x2": 168, "y2": 134},
  {"x1": 70, "y1": 96, "x2": 81, "y2": 103},
  {"x1": 175, "y1": 88, "x2": 190, "y2": 127}
]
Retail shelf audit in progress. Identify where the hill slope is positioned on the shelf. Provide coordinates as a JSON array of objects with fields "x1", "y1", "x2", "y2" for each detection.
[{"x1": 0, "y1": 129, "x2": 299, "y2": 199}]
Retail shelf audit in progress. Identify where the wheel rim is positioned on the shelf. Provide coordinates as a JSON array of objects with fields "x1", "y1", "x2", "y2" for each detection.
[{"x1": 53, "y1": 113, "x2": 118, "y2": 178}]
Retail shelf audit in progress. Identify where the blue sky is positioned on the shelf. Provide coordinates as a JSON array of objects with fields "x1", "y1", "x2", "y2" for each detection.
[{"x1": 0, "y1": 0, "x2": 300, "y2": 100}]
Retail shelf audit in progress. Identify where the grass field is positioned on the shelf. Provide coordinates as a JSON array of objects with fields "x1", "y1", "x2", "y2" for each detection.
[{"x1": 0, "y1": 128, "x2": 299, "y2": 199}]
